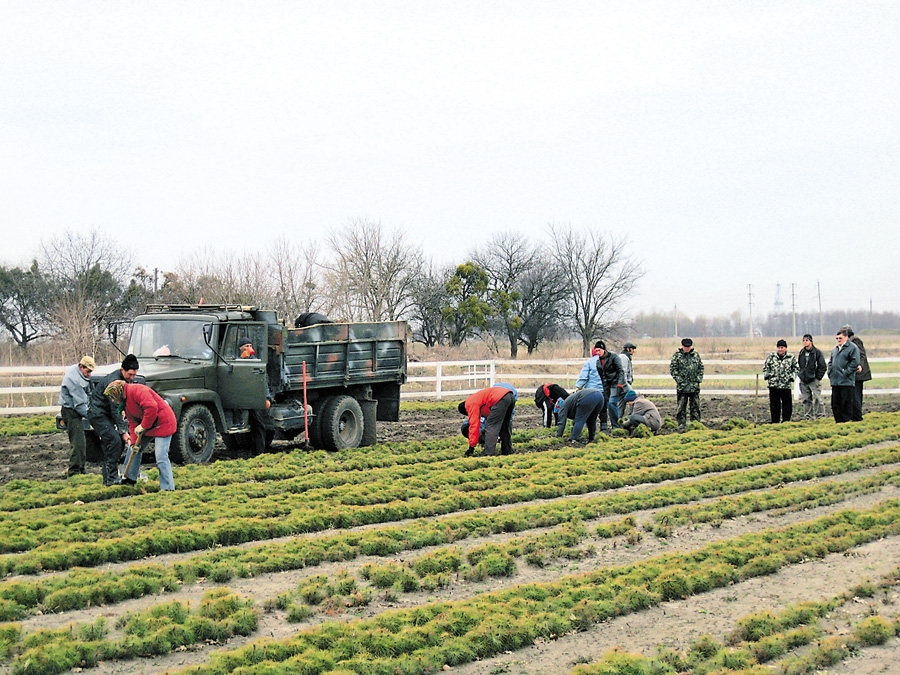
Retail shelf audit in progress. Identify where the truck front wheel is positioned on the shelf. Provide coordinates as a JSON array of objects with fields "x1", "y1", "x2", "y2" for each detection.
[
  {"x1": 320, "y1": 395, "x2": 364, "y2": 451},
  {"x1": 171, "y1": 405, "x2": 217, "y2": 464}
]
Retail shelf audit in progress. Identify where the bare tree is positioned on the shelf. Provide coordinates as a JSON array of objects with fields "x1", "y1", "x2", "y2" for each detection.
[
  {"x1": 39, "y1": 229, "x2": 132, "y2": 357},
  {"x1": 552, "y1": 227, "x2": 642, "y2": 356},
  {"x1": 408, "y1": 261, "x2": 451, "y2": 347},
  {"x1": 324, "y1": 219, "x2": 423, "y2": 322},
  {"x1": 267, "y1": 236, "x2": 324, "y2": 323},
  {"x1": 516, "y1": 256, "x2": 571, "y2": 354},
  {"x1": 172, "y1": 248, "x2": 276, "y2": 308}
]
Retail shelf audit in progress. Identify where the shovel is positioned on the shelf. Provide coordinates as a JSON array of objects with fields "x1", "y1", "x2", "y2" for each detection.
[{"x1": 121, "y1": 432, "x2": 144, "y2": 482}]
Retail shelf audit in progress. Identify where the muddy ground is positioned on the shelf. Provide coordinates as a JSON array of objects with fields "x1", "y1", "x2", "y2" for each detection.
[
  {"x1": 2, "y1": 398, "x2": 900, "y2": 674},
  {"x1": 2, "y1": 395, "x2": 899, "y2": 487}
]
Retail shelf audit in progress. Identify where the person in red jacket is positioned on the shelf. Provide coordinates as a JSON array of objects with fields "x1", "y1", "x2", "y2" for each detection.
[
  {"x1": 457, "y1": 385, "x2": 516, "y2": 457},
  {"x1": 104, "y1": 380, "x2": 177, "y2": 490}
]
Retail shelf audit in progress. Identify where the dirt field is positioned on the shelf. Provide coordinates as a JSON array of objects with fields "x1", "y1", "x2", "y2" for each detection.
[
  {"x1": 1, "y1": 396, "x2": 899, "y2": 675},
  {"x1": 3, "y1": 394, "x2": 898, "y2": 486}
]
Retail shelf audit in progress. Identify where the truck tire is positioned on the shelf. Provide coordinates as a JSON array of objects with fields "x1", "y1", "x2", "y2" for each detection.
[
  {"x1": 360, "y1": 399, "x2": 377, "y2": 447},
  {"x1": 171, "y1": 405, "x2": 216, "y2": 464},
  {"x1": 307, "y1": 397, "x2": 329, "y2": 449},
  {"x1": 320, "y1": 395, "x2": 364, "y2": 451},
  {"x1": 85, "y1": 431, "x2": 104, "y2": 463}
]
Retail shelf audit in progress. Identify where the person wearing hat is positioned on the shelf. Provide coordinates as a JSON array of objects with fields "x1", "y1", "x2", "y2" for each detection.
[
  {"x1": 575, "y1": 340, "x2": 625, "y2": 434},
  {"x1": 827, "y1": 327, "x2": 860, "y2": 423},
  {"x1": 669, "y1": 338, "x2": 704, "y2": 431},
  {"x1": 554, "y1": 387, "x2": 604, "y2": 442},
  {"x1": 58, "y1": 355, "x2": 95, "y2": 477},
  {"x1": 763, "y1": 339, "x2": 800, "y2": 423},
  {"x1": 621, "y1": 389, "x2": 662, "y2": 436},
  {"x1": 104, "y1": 380, "x2": 176, "y2": 490},
  {"x1": 609, "y1": 342, "x2": 637, "y2": 429},
  {"x1": 797, "y1": 334, "x2": 827, "y2": 420},
  {"x1": 88, "y1": 354, "x2": 145, "y2": 486},
  {"x1": 841, "y1": 325, "x2": 871, "y2": 421},
  {"x1": 458, "y1": 385, "x2": 516, "y2": 457}
]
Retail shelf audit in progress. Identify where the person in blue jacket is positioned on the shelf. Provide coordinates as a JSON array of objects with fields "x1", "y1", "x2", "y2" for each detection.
[{"x1": 555, "y1": 388, "x2": 605, "y2": 442}]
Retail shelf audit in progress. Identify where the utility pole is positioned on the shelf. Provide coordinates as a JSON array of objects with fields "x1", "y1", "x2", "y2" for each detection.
[
  {"x1": 790, "y1": 283, "x2": 796, "y2": 337},
  {"x1": 870, "y1": 298, "x2": 873, "y2": 331},
  {"x1": 153, "y1": 268, "x2": 159, "y2": 302},
  {"x1": 817, "y1": 280, "x2": 823, "y2": 336},
  {"x1": 748, "y1": 284, "x2": 754, "y2": 339}
]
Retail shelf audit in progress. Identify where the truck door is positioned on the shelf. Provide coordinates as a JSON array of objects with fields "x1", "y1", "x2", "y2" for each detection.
[{"x1": 217, "y1": 323, "x2": 268, "y2": 410}]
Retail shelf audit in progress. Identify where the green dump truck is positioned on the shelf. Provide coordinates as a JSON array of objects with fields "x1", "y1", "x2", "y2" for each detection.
[{"x1": 94, "y1": 304, "x2": 408, "y2": 463}]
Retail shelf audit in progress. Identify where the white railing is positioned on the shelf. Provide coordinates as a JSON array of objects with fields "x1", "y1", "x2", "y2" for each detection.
[{"x1": 2, "y1": 359, "x2": 899, "y2": 414}]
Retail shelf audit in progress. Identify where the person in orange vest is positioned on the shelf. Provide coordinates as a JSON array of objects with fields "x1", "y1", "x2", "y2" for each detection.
[{"x1": 458, "y1": 385, "x2": 517, "y2": 457}]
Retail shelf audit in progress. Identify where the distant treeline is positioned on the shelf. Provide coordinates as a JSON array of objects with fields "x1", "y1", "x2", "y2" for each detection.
[{"x1": 632, "y1": 309, "x2": 900, "y2": 339}]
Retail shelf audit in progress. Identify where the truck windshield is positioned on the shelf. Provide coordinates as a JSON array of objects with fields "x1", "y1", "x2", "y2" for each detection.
[{"x1": 129, "y1": 320, "x2": 213, "y2": 360}]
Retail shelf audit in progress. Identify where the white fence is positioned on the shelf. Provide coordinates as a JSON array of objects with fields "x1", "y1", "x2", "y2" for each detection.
[
  {"x1": 2, "y1": 359, "x2": 899, "y2": 415},
  {"x1": 404, "y1": 358, "x2": 900, "y2": 399}
]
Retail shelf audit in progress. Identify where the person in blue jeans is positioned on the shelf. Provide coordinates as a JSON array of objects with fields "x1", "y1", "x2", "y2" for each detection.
[{"x1": 555, "y1": 388, "x2": 605, "y2": 442}]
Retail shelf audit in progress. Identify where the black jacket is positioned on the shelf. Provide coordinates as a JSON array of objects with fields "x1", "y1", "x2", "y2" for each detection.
[
  {"x1": 797, "y1": 345, "x2": 826, "y2": 383},
  {"x1": 596, "y1": 352, "x2": 626, "y2": 389},
  {"x1": 534, "y1": 383, "x2": 569, "y2": 428},
  {"x1": 87, "y1": 369, "x2": 146, "y2": 432}
]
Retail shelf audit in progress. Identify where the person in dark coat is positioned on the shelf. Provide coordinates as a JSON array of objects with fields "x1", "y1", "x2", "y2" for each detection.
[
  {"x1": 554, "y1": 388, "x2": 604, "y2": 442},
  {"x1": 842, "y1": 325, "x2": 871, "y2": 421},
  {"x1": 534, "y1": 383, "x2": 569, "y2": 428},
  {"x1": 575, "y1": 340, "x2": 625, "y2": 433},
  {"x1": 797, "y1": 334, "x2": 827, "y2": 420},
  {"x1": 88, "y1": 354, "x2": 145, "y2": 486},
  {"x1": 827, "y1": 328, "x2": 860, "y2": 423}
]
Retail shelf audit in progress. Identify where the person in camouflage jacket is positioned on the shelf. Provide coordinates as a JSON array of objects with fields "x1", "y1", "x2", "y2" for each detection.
[
  {"x1": 763, "y1": 339, "x2": 800, "y2": 423},
  {"x1": 669, "y1": 338, "x2": 704, "y2": 429}
]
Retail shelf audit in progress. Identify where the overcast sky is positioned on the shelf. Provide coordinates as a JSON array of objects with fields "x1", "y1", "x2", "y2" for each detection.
[{"x1": 1, "y1": 1, "x2": 898, "y2": 320}]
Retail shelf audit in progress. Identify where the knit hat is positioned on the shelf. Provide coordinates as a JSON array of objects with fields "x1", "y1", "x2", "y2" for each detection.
[
  {"x1": 121, "y1": 354, "x2": 139, "y2": 371},
  {"x1": 594, "y1": 340, "x2": 606, "y2": 352},
  {"x1": 103, "y1": 380, "x2": 127, "y2": 402},
  {"x1": 802, "y1": 333, "x2": 813, "y2": 341},
  {"x1": 238, "y1": 337, "x2": 253, "y2": 348},
  {"x1": 79, "y1": 356, "x2": 96, "y2": 370},
  {"x1": 624, "y1": 389, "x2": 638, "y2": 402},
  {"x1": 458, "y1": 401, "x2": 467, "y2": 415},
  {"x1": 776, "y1": 339, "x2": 788, "y2": 348},
  {"x1": 681, "y1": 338, "x2": 693, "y2": 347}
]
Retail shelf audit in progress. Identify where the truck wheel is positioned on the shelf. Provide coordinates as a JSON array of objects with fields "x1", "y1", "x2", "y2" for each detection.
[
  {"x1": 171, "y1": 405, "x2": 216, "y2": 464},
  {"x1": 85, "y1": 431, "x2": 104, "y2": 463},
  {"x1": 320, "y1": 395, "x2": 364, "y2": 451},
  {"x1": 307, "y1": 397, "x2": 329, "y2": 449},
  {"x1": 360, "y1": 399, "x2": 377, "y2": 447}
]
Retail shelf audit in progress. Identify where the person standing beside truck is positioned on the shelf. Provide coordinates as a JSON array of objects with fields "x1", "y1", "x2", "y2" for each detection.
[
  {"x1": 88, "y1": 354, "x2": 144, "y2": 486},
  {"x1": 58, "y1": 355, "x2": 95, "y2": 477},
  {"x1": 104, "y1": 380, "x2": 176, "y2": 490}
]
